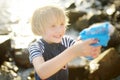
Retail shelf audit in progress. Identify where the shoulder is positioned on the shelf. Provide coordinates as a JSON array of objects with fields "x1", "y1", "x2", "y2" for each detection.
[
  {"x1": 28, "y1": 38, "x2": 45, "y2": 56},
  {"x1": 28, "y1": 38, "x2": 45, "y2": 63},
  {"x1": 28, "y1": 38, "x2": 44, "y2": 51},
  {"x1": 61, "y1": 35, "x2": 76, "y2": 47}
]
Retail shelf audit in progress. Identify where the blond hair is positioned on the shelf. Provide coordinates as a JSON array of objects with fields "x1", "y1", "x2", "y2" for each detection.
[{"x1": 31, "y1": 5, "x2": 69, "y2": 36}]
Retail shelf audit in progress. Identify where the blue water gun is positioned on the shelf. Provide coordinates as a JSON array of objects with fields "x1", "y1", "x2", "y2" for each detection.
[
  {"x1": 79, "y1": 22, "x2": 111, "y2": 47},
  {"x1": 79, "y1": 22, "x2": 111, "y2": 60}
]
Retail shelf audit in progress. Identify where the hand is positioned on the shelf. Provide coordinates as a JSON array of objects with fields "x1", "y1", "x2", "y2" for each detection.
[
  {"x1": 90, "y1": 46, "x2": 101, "y2": 58},
  {"x1": 72, "y1": 39, "x2": 99, "y2": 57}
]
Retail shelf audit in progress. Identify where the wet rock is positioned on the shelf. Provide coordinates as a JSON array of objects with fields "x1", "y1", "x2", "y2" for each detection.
[
  {"x1": 68, "y1": 48, "x2": 120, "y2": 80},
  {"x1": 0, "y1": 61, "x2": 21, "y2": 80},
  {"x1": 98, "y1": 0, "x2": 113, "y2": 7},
  {"x1": 27, "y1": 70, "x2": 35, "y2": 80},
  {"x1": 67, "y1": 9, "x2": 86, "y2": 24},
  {"x1": 75, "y1": 15, "x2": 89, "y2": 31},
  {"x1": 106, "y1": 29, "x2": 120, "y2": 51},
  {"x1": 88, "y1": 48, "x2": 120, "y2": 80},
  {"x1": 88, "y1": 13, "x2": 109, "y2": 26},
  {"x1": 12, "y1": 48, "x2": 32, "y2": 68},
  {"x1": 0, "y1": 36, "x2": 11, "y2": 65},
  {"x1": 112, "y1": 6, "x2": 120, "y2": 30}
]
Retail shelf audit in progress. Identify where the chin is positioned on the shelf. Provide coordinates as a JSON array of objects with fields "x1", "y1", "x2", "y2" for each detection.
[
  {"x1": 54, "y1": 41, "x2": 61, "y2": 43},
  {"x1": 54, "y1": 39, "x2": 62, "y2": 43}
]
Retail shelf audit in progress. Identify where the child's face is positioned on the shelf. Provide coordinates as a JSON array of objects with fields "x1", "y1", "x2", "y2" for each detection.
[{"x1": 43, "y1": 23, "x2": 66, "y2": 43}]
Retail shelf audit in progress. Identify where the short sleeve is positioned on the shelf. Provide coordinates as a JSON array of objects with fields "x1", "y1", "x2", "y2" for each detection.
[
  {"x1": 28, "y1": 40, "x2": 44, "y2": 63},
  {"x1": 61, "y1": 35, "x2": 75, "y2": 48}
]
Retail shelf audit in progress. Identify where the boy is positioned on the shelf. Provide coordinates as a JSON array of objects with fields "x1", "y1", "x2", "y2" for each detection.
[{"x1": 28, "y1": 5, "x2": 101, "y2": 80}]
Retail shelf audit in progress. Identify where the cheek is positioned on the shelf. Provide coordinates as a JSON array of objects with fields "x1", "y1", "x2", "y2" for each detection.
[
  {"x1": 62, "y1": 27, "x2": 66, "y2": 34},
  {"x1": 44, "y1": 30, "x2": 53, "y2": 37},
  {"x1": 47, "y1": 32, "x2": 53, "y2": 37}
]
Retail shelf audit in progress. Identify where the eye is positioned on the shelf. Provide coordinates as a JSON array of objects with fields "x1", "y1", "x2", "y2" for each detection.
[
  {"x1": 60, "y1": 23, "x2": 65, "y2": 26},
  {"x1": 51, "y1": 25, "x2": 56, "y2": 28}
]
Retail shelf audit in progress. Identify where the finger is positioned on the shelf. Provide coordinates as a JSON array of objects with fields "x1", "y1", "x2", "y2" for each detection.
[{"x1": 85, "y1": 38, "x2": 98, "y2": 45}]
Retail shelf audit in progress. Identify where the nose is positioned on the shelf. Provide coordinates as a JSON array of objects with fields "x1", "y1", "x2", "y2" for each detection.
[{"x1": 56, "y1": 26, "x2": 65, "y2": 33}]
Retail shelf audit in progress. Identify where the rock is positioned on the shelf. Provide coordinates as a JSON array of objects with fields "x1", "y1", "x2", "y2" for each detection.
[
  {"x1": 68, "y1": 48, "x2": 120, "y2": 80},
  {"x1": 13, "y1": 49, "x2": 32, "y2": 68},
  {"x1": 88, "y1": 13, "x2": 109, "y2": 26},
  {"x1": 75, "y1": 15, "x2": 89, "y2": 31},
  {"x1": 88, "y1": 48, "x2": 120, "y2": 80},
  {"x1": 0, "y1": 36, "x2": 11, "y2": 65},
  {"x1": 0, "y1": 61, "x2": 21, "y2": 80},
  {"x1": 107, "y1": 29, "x2": 120, "y2": 50},
  {"x1": 67, "y1": 9, "x2": 86, "y2": 24}
]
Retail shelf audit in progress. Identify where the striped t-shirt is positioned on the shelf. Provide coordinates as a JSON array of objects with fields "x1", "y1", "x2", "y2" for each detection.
[{"x1": 28, "y1": 35, "x2": 75, "y2": 63}]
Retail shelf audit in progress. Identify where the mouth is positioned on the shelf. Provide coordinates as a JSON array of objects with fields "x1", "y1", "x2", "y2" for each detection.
[{"x1": 54, "y1": 35, "x2": 62, "y2": 39}]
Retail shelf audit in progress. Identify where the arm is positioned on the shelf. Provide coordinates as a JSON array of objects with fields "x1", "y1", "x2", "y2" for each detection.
[
  {"x1": 32, "y1": 39, "x2": 100, "y2": 79},
  {"x1": 32, "y1": 47, "x2": 76, "y2": 79}
]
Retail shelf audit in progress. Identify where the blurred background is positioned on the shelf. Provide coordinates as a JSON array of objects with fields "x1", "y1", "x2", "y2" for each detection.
[{"x1": 0, "y1": 0, "x2": 120, "y2": 80}]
